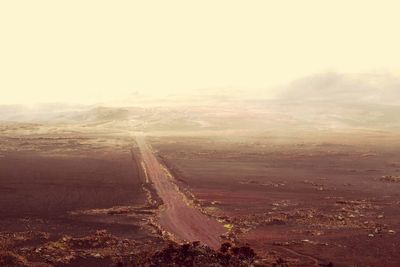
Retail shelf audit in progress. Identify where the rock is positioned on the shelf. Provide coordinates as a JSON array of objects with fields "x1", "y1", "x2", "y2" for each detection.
[
  {"x1": 148, "y1": 242, "x2": 256, "y2": 266},
  {"x1": 0, "y1": 251, "x2": 29, "y2": 267}
]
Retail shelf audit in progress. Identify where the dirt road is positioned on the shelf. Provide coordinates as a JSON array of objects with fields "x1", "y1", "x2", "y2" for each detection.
[{"x1": 135, "y1": 135, "x2": 224, "y2": 249}]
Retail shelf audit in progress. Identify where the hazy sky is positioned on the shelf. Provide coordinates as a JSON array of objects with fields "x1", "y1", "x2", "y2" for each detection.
[{"x1": 1, "y1": 1, "x2": 400, "y2": 104}]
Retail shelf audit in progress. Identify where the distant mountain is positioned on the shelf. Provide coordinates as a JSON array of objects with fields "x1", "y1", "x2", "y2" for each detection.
[
  {"x1": 275, "y1": 72, "x2": 400, "y2": 129},
  {"x1": 71, "y1": 107, "x2": 131, "y2": 121},
  {"x1": 279, "y1": 72, "x2": 400, "y2": 104},
  {"x1": 1, "y1": 72, "x2": 399, "y2": 132}
]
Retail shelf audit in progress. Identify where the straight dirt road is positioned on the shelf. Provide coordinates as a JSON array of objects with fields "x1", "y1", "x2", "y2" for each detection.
[{"x1": 135, "y1": 135, "x2": 224, "y2": 249}]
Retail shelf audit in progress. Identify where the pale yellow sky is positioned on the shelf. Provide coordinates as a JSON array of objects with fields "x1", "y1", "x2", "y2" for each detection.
[{"x1": 1, "y1": 1, "x2": 400, "y2": 104}]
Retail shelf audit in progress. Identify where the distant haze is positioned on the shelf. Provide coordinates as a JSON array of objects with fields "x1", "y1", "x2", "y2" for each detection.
[
  {"x1": 1, "y1": 1, "x2": 400, "y2": 105},
  {"x1": 0, "y1": 72, "x2": 399, "y2": 134}
]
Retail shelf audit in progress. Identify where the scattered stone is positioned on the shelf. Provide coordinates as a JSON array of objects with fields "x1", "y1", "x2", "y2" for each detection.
[
  {"x1": 148, "y1": 242, "x2": 255, "y2": 266},
  {"x1": 380, "y1": 175, "x2": 400, "y2": 183}
]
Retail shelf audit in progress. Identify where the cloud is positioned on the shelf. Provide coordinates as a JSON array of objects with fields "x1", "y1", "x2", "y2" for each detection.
[{"x1": 279, "y1": 72, "x2": 400, "y2": 105}]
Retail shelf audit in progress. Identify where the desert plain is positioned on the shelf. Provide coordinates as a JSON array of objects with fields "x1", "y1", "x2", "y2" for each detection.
[{"x1": 1, "y1": 83, "x2": 400, "y2": 266}]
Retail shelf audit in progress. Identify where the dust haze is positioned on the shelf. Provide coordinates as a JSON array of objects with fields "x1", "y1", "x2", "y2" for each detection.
[
  {"x1": 2, "y1": 72, "x2": 400, "y2": 135},
  {"x1": 1, "y1": 1, "x2": 400, "y2": 266}
]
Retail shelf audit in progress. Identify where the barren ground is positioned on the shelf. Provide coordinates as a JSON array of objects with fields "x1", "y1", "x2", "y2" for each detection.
[
  {"x1": 0, "y1": 126, "x2": 168, "y2": 266},
  {"x1": 2, "y1": 122, "x2": 400, "y2": 266},
  {"x1": 151, "y1": 134, "x2": 400, "y2": 266}
]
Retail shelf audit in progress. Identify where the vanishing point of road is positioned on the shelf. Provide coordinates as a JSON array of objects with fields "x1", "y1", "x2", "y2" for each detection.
[{"x1": 136, "y1": 135, "x2": 224, "y2": 249}]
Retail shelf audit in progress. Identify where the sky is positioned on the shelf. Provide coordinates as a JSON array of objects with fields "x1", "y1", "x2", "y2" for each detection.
[{"x1": 1, "y1": 0, "x2": 400, "y2": 105}]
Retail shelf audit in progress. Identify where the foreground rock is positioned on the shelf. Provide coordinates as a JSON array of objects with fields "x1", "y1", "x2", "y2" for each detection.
[
  {"x1": 143, "y1": 242, "x2": 255, "y2": 267},
  {"x1": 1, "y1": 230, "x2": 258, "y2": 266}
]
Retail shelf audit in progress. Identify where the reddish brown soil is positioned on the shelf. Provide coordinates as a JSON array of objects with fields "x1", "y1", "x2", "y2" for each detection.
[
  {"x1": 0, "y1": 133, "x2": 167, "y2": 266},
  {"x1": 152, "y1": 135, "x2": 400, "y2": 267},
  {"x1": 136, "y1": 135, "x2": 225, "y2": 249},
  {"x1": 0, "y1": 148, "x2": 149, "y2": 238}
]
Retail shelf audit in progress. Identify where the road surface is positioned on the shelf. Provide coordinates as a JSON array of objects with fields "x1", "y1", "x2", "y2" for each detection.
[{"x1": 136, "y1": 135, "x2": 224, "y2": 249}]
